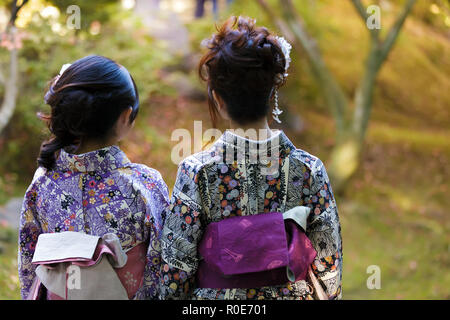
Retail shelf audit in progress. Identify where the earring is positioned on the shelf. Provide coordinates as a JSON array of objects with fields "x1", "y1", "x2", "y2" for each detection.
[{"x1": 272, "y1": 89, "x2": 283, "y2": 124}]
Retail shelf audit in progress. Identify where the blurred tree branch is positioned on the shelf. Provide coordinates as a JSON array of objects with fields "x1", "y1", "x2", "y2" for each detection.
[
  {"x1": 350, "y1": 0, "x2": 380, "y2": 41},
  {"x1": 256, "y1": 0, "x2": 417, "y2": 191},
  {"x1": 0, "y1": 0, "x2": 28, "y2": 134},
  {"x1": 8, "y1": 0, "x2": 29, "y2": 26},
  {"x1": 0, "y1": 68, "x2": 4, "y2": 86},
  {"x1": 278, "y1": 0, "x2": 350, "y2": 133},
  {"x1": 351, "y1": 0, "x2": 416, "y2": 140},
  {"x1": 254, "y1": 0, "x2": 295, "y2": 43}
]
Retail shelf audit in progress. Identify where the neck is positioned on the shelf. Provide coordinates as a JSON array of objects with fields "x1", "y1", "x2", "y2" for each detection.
[
  {"x1": 228, "y1": 118, "x2": 274, "y2": 141},
  {"x1": 75, "y1": 138, "x2": 116, "y2": 155}
]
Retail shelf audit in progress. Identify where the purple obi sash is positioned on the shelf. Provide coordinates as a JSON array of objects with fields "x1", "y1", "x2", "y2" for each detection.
[{"x1": 196, "y1": 208, "x2": 317, "y2": 288}]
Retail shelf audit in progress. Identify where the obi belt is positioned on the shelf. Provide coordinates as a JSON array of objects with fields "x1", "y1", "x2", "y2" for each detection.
[
  {"x1": 28, "y1": 232, "x2": 146, "y2": 300},
  {"x1": 196, "y1": 206, "x2": 318, "y2": 289}
]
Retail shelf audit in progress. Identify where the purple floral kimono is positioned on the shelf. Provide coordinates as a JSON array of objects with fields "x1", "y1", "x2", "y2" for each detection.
[{"x1": 18, "y1": 145, "x2": 169, "y2": 299}]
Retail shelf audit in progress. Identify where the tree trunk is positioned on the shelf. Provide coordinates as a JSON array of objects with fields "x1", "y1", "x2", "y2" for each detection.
[
  {"x1": 327, "y1": 133, "x2": 362, "y2": 192},
  {"x1": 0, "y1": 0, "x2": 29, "y2": 134},
  {"x1": 256, "y1": 0, "x2": 416, "y2": 193},
  {"x1": 328, "y1": 0, "x2": 416, "y2": 190},
  {"x1": 0, "y1": 27, "x2": 18, "y2": 134}
]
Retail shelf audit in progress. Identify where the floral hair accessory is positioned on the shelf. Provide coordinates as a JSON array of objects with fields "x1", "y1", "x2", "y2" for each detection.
[
  {"x1": 275, "y1": 36, "x2": 292, "y2": 77},
  {"x1": 53, "y1": 63, "x2": 72, "y2": 85},
  {"x1": 59, "y1": 63, "x2": 72, "y2": 76},
  {"x1": 45, "y1": 63, "x2": 72, "y2": 104},
  {"x1": 272, "y1": 36, "x2": 292, "y2": 124}
]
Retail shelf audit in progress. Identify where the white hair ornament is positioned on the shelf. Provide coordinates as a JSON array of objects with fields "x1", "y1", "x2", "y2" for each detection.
[
  {"x1": 272, "y1": 36, "x2": 292, "y2": 124},
  {"x1": 44, "y1": 63, "x2": 72, "y2": 104}
]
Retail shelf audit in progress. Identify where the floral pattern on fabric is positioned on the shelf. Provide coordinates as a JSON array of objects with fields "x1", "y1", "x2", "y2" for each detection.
[
  {"x1": 218, "y1": 162, "x2": 242, "y2": 217},
  {"x1": 160, "y1": 130, "x2": 343, "y2": 300},
  {"x1": 18, "y1": 145, "x2": 169, "y2": 300}
]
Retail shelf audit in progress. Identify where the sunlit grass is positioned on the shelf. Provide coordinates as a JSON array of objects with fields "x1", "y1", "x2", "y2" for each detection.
[
  {"x1": 0, "y1": 227, "x2": 20, "y2": 300},
  {"x1": 369, "y1": 123, "x2": 450, "y2": 155},
  {"x1": 341, "y1": 198, "x2": 449, "y2": 299}
]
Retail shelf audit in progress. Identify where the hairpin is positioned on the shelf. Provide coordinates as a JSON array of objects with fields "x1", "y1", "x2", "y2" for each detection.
[{"x1": 272, "y1": 36, "x2": 292, "y2": 124}]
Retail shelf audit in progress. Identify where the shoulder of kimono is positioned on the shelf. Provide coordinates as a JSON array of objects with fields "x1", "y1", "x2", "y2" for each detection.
[
  {"x1": 289, "y1": 147, "x2": 324, "y2": 171},
  {"x1": 177, "y1": 149, "x2": 218, "y2": 176},
  {"x1": 124, "y1": 162, "x2": 166, "y2": 182}
]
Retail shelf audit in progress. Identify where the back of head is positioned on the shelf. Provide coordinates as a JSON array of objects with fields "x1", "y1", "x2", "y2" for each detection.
[
  {"x1": 199, "y1": 16, "x2": 288, "y2": 127},
  {"x1": 38, "y1": 55, "x2": 139, "y2": 170}
]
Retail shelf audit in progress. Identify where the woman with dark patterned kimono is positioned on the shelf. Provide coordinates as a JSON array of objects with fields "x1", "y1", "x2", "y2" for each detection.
[
  {"x1": 18, "y1": 55, "x2": 169, "y2": 299},
  {"x1": 160, "y1": 16, "x2": 343, "y2": 300}
]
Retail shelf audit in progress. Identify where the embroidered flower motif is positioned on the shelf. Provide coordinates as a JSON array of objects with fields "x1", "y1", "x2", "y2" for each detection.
[{"x1": 124, "y1": 271, "x2": 137, "y2": 290}]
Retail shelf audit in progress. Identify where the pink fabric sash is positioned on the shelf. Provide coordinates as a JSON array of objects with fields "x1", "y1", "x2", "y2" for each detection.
[
  {"x1": 30, "y1": 242, "x2": 147, "y2": 300},
  {"x1": 115, "y1": 243, "x2": 147, "y2": 299}
]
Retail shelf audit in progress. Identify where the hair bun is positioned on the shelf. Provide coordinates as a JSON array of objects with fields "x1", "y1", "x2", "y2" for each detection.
[
  {"x1": 256, "y1": 42, "x2": 275, "y2": 67},
  {"x1": 199, "y1": 16, "x2": 288, "y2": 127},
  {"x1": 37, "y1": 55, "x2": 139, "y2": 170}
]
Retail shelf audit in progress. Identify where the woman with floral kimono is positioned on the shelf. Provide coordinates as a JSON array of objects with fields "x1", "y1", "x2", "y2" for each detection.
[
  {"x1": 160, "y1": 16, "x2": 343, "y2": 300},
  {"x1": 18, "y1": 55, "x2": 169, "y2": 299}
]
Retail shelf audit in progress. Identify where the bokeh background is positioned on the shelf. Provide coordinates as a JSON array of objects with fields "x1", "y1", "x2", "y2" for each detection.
[{"x1": 0, "y1": 0, "x2": 448, "y2": 300}]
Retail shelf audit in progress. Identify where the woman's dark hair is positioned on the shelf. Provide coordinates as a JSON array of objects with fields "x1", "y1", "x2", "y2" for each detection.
[
  {"x1": 199, "y1": 16, "x2": 287, "y2": 127},
  {"x1": 37, "y1": 55, "x2": 139, "y2": 170}
]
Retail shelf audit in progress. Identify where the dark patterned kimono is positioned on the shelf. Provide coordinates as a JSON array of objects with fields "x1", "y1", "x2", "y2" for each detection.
[{"x1": 160, "y1": 130, "x2": 343, "y2": 300}]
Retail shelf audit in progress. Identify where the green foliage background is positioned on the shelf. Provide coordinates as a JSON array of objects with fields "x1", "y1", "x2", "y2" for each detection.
[{"x1": 0, "y1": 0, "x2": 448, "y2": 299}]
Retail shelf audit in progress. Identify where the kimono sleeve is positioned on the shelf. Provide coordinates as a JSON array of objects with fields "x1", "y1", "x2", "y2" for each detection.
[
  {"x1": 140, "y1": 169, "x2": 170, "y2": 299},
  {"x1": 305, "y1": 158, "x2": 343, "y2": 299},
  {"x1": 159, "y1": 161, "x2": 206, "y2": 299},
  {"x1": 18, "y1": 181, "x2": 43, "y2": 299}
]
